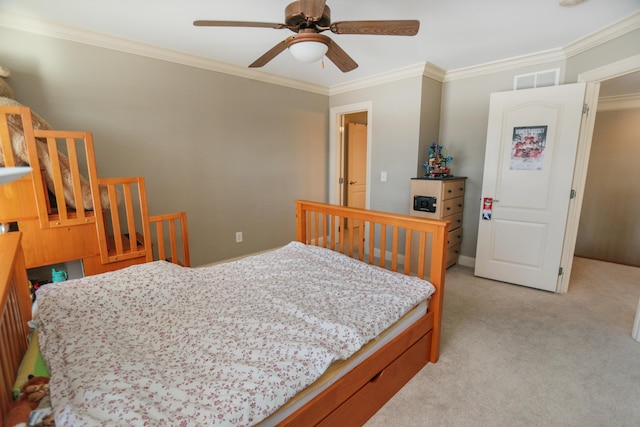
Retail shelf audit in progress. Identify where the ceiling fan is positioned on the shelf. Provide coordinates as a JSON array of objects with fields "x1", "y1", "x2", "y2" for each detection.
[{"x1": 193, "y1": 0, "x2": 420, "y2": 72}]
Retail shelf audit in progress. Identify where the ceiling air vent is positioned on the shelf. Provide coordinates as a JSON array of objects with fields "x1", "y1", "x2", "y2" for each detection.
[{"x1": 514, "y1": 68, "x2": 560, "y2": 90}]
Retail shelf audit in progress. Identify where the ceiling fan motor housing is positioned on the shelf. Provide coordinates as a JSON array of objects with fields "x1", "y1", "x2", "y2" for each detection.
[{"x1": 285, "y1": 1, "x2": 331, "y2": 30}]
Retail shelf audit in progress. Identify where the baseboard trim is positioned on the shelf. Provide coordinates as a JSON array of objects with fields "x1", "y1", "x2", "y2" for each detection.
[{"x1": 457, "y1": 255, "x2": 475, "y2": 268}]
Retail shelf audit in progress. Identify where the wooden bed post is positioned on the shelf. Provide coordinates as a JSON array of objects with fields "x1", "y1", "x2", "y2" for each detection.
[
  {"x1": 296, "y1": 202, "x2": 307, "y2": 243},
  {"x1": 0, "y1": 233, "x2": 32, "y2": 420},
  {"x1": 428, "y1": 224, "x2": 448, "y2": 363}
]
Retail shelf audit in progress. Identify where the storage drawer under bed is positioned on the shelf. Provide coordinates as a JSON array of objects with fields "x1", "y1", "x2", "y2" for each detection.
[
  {"x1": 279, "y1": 312, "x2": 434, "y2": 426},
  {"x1": 318, "y1": 331, "x2": 432, "y2": 426}
]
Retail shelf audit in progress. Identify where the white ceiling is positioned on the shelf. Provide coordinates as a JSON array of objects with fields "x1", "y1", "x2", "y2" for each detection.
[{"x1": 1, "y1": 0, "x2": 639, "y2": 88}]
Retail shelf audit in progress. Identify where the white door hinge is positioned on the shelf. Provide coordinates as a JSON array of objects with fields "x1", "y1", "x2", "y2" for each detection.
[{"x1": 583, "y1": 103, "x2": 589, "y2": 115}]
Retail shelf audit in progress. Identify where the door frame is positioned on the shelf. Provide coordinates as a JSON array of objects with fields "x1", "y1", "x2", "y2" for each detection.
[
  {"x1": 329, "y1": 101, "x2": 373, "y2": 208},
  {"x1": 557, "y1": 54, "x2": 640, "y2": 293}
]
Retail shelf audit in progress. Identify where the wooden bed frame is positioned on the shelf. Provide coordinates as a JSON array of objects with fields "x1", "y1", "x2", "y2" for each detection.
[{"x1": 0, "y1": 201, "x2": 449, "y2": 426}]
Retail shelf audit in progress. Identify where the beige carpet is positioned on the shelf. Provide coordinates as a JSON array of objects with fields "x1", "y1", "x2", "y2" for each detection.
[{"x1": 365, "y1": 257, "x2": 640, "y2": 427}]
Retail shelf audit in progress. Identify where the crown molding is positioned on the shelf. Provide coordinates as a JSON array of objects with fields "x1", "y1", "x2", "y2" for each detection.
[
  {"x1": 444, "y1": 10, "x2": 640, "y2": 83},
  {"x1": 443, "y1": 49, "x2": 566, "y2": 82},
  {"x1": 598, "y1": 94, "x2": 640, "y2": 112},
  {"x1": 328, "y1": 62, "x2": 446, "y2": 96},
  {"x1": 564, "y1": 11, "x2": 640, "y2": 59},
  {"x1": 423, "y1": 62, "x2": 447, "y2": 82},
  {"x1": 0, "y1": 10, "x2": 330, "y2": 96},
  {"x1": 328, "y1": 63, "x2": 427, "y2": 96},
  {"x1": 1, "y1": 9, "x2": 638, "y2": 95}
]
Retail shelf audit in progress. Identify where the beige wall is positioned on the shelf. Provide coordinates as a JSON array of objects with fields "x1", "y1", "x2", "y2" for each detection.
[
  {"x1": 417, "y1": 75, "x2": 442, "y2": 179},
  {"x1": 575, "y1": 107, "x2": 640, "y2": 266},
  {"x1": 330, "y1": 75, "x2": 442, "y2": 216},
  {"x1": 0, "y1": 26, "x2": 329, "y2": 266}
]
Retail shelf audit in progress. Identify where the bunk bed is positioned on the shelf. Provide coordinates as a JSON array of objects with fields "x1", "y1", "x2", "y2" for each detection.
[
  {"x1": 1, "y1": 200, "x2": 450, "y2": 426},
  {"x1": 0, "y1": 105, "x2": 190, "y2": 274}
]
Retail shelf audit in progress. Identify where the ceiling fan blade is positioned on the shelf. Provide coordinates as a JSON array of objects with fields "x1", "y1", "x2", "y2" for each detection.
[
  {"x1": 194, "y1": 20, "x2": 288, "y2": 30},
  {"x1": 300, "y1": 0, "x2": 327, "y2": 20},
  {"x1": 249, "y1": 37, "x2": 292, "y2": 68},
  {"x1": 325, "y1": 39, "x2": 358, "y2": 72},
  {"x1": 330, "y1": 20, "x2": 420, "y2": 36}
]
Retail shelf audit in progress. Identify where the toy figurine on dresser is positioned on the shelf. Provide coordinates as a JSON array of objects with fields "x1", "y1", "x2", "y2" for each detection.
[{"x1": 424, "y1": 142, "x2": 453, "y2": 178}]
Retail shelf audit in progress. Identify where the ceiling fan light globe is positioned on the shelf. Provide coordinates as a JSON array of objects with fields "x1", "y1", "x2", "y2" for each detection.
[{"x1": 288, "y1": 41, "x2": 329, "y2": 63}]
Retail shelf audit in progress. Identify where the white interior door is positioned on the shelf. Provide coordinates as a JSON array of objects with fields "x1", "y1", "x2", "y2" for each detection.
[{"x1": 475, "y1": 83, "x2": 586, "y2": 292}]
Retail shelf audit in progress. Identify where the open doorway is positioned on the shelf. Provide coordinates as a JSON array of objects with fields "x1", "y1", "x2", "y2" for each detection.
[
  {"x1": 561, "y1": 55, "x2": 640, "y2": 339},
  {"x1": 558, "y1": 54, "x2": 640, "y2": 293},
  {"x1": 342, "y1": 112, "x2": 368, "y2": 209},
  {"x1": 329, "y1": 102, "x2": 373, "y2": 208},
  {"x1": 574, "y1": 71, "x2": 640, "y2": 267},
  {"x1": 329, "y1": 102, "x2": 372, "y2": 253}
]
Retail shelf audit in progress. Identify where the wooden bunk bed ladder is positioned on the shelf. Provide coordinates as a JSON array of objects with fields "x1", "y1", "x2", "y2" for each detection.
[
  {"x1": 29, "y1": 129, "x2": 98, "y2": 229},
  {"x1": 92, "y1": 176, "x2": 152, "y2": 265},
  {"x1": 1, "y1": 105, "x2": 190, "y2": 274}
]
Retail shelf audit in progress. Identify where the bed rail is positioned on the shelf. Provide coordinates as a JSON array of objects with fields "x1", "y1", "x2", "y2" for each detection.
[
  {"x1": 0, "y1": 106, "x2": 39, "y2": 223},
  {"x1": 29, "y1": 129, "x2": 98, "y2": 228},
  {"x1": 295, "y1": 200, "x2": 450, "y2": 362},
  {"x1": 92, "y1": 176, "x2": 152, "y2": 265},
  {"x1": 0, "y1": 233, "x2": 31, "y2": 420},
  {"x1": 149, "y1": 212, "x2": 190, "y2": 267},
  {"x1": 0, "y1": 106, "x2": 100, "y2": 226}
]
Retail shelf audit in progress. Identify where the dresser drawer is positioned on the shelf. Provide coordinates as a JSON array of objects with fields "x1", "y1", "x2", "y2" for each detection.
[
  {"x1": 446, "y1": 245, "x2": 460, "y2": 267},
  {"x1": 447, "y1": 228, "x2": 462, "y2": 248},
  {"x1": 443, "y1": 180, "x2": 465, "y2": 200},
  {"x1": 445, "y1": 213, "x2": 463, "y2": 231},
  {"x1": 442, "y1": 197, "x2": 463, "y2": 216}
]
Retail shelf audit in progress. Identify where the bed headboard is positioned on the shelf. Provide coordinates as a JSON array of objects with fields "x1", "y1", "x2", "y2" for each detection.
[
  {"x1": 0, "y1": 232, "x2": 32, "y2": 419},
  {"x1": 294, "y1": 200, "x2": 450, "y2": 362}
]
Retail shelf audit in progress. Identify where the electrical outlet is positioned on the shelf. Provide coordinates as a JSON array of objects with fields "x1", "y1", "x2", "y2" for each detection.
[
  {"x1": 380, "y1": 171, "x2": 387, "y2": 182},
  {"x1": 235, "y1": 231, "x2": 243, "y2": 243}
]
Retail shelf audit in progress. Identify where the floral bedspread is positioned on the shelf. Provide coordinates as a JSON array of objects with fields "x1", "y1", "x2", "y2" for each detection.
[{"x1": 36, "y1": 241, "x2": 435, "y2": 426}]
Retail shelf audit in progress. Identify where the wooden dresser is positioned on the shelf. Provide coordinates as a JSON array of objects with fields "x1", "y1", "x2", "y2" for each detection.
[{"x1": 409, "y1": 177, "x2": 466, "y2": 268}]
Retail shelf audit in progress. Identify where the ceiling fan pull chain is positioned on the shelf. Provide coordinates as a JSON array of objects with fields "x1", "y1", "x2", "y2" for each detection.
[{"x1": 321, "y1": 57, "x2": 325, "y2": 69}]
